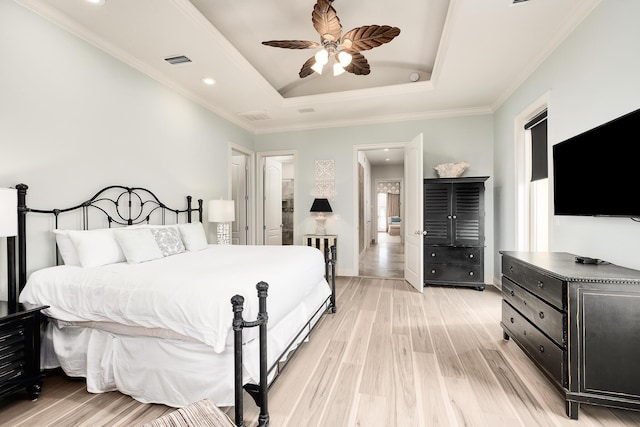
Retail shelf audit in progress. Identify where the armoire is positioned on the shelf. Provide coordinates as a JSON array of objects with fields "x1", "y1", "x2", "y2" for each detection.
[{"x1": 422, "y1": 176, "x2": 488, "y2": 290}]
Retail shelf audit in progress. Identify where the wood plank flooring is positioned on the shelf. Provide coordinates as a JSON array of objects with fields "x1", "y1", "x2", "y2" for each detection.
[{"x1": 2, "y1": 277, "x2": 640, "y2": 426}]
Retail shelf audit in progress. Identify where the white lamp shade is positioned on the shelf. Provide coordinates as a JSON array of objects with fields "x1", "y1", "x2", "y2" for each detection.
[
  {"x1": 0, "y1": 188, "x2": 17, "y2": 237},
  {"x1": 208, "y1": 199, "x2": 235, "y2": 222}
]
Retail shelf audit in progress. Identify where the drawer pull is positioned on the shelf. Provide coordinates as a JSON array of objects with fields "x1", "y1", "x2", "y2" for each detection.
[
  {"x1": 469, "y1": 271, "x2": 474, "y2": 276},
  {"x1": 539, "y1": 345, "x2": 544, "y2": 353},
  {"x1": 431, "y1": 269, "x2": 436, "y2": 274},
  {"x1": 510, "y1": 317, "x2": 514, "y2": 324},
  {"x1": 539, "y1": 311, "x2": 545, "y2": 319},
  {"x1": 469, "y1": 254, "x2": 474, "y2": 259},
  {"x1": 510, "y1": 290, "x2": 515, "y2": 297},
  {"x1": 537, "y1": 280, "x2": 544, "y2": 289},
  {"x1": 509, "y1": 266, "x2": 514, "y2": 273},
  {"x1": 431, "y1": 253, "x2": 436, "y2": 257}
]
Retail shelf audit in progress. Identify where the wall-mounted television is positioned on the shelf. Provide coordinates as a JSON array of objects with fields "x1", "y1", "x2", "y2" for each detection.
[{"x1": 553, "y1": 107, "x2": 640, "y2": 217}]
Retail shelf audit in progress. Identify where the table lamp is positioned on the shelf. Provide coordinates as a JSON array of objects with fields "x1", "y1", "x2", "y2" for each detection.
[
  {"x1": 310, "y1": 198, "x2": 332, "y2": 235},
  {"x1": 1, "y1": 188, "x2": 18, "y2": 305},
  {"x1": 208, "y1": 199, "x2": 235, "y2": 245}
]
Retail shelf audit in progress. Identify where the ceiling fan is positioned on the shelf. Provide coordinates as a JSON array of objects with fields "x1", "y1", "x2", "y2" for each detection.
[{"x1": 262, "y1": 0, "x2": 400, "y2": 78}]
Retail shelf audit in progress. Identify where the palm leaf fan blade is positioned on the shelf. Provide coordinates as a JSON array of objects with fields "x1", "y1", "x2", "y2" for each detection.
[
  {"x1": 262, "y1": 40, "x2": 320, "y2": 49},
  {"x1": 343, "y1": 51, "x2": 370, "y2": 75},
  {"x1": 341, "y1": 25, "x2": 401, "y2": 51},
  {"x1": 312, "y1": 0, "x2": 342, "y2": 42},
  {"x1": 299, "y1": 56, "x2": 316, "y2": 78}
]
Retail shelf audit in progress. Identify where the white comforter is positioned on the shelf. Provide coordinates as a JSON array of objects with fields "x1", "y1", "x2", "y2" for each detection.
[{"x1": 20, "y1": 244, "x2": 330, "y2": 353}]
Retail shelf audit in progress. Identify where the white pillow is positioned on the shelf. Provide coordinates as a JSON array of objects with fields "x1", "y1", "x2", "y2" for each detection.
[
  {"x1": 66, "y1": 228, "x2": 126, "y2": 268},
  {"x1": 53, "y1": 230, "x2": 81, "y2": 266},
  {"x1": 114, "y1": 228, "x2": 163, "y2": 263},
  {"x1": 178, "y1": 222, "x2": 208, "y2": 251},
  {"x1": 150, "y1": 226, "x2": 186, "y2": 257}
]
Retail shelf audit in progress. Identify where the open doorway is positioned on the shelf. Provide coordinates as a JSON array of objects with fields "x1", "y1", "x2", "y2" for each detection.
[
  {"x1": 257, "y1": 152, "x2": 296, "y2": 245},
  {"x1": 356, "y1": 147, "x2": 405, "y2": 278}
]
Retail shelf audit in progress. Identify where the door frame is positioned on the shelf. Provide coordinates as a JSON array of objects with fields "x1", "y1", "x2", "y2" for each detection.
[
  {"x1": 353, "y1": 141, "x2": 407, "y2": 274},
  {"x1": 256, "y1": 150, "x2": 297, "y2": 245},
  {"x1": 229, "y1": 143, "x2": 255, "y2": 245}
]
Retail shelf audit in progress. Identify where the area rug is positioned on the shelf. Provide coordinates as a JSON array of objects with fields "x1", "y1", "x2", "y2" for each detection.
[{"x1": 140, "y1": 400, "x2": 234, "y2": 427}]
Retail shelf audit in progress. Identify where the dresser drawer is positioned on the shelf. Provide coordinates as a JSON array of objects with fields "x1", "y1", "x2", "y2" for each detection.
[
  {"x1": 502, "y1": 257, "x2": 564, "y2": 310},
  {"x1": 502, "y1": 301, "x2": 565, "y2": 387},
  {"x1": 502, "y1": 277, "x2": 565, "y2": 346},
  {"x1": 425, "y1": 263, "x2": 483, "y2": 283},
  {"x1": 425, "y1": 246, "x2": 482, "y2": 266}
]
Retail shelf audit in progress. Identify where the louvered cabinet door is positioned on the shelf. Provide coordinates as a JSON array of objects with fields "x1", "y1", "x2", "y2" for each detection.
[
  {"x1": 451, "y1": 182, "x2": 485, "y2": 246},
  {"x1": 423, "y1": 183, "x2": 451, "y2": 245}
]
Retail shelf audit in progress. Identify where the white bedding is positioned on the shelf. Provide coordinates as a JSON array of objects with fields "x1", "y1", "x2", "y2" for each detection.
[
  {"x1": 20, "y1": 244, "x2": 331, "y2": 353},
  {"x1": 19, "y1": 243, "x2": 332, "y2": 406}
]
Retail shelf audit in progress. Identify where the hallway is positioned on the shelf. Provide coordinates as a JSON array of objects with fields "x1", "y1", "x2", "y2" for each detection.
[{"x1": 358, "y1": 232, "x2": 404, "y2": 278}]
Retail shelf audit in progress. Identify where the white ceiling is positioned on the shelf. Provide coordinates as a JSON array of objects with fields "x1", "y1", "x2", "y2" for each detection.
[{"x1": 16, "y1": 0, "x2": 600, "y2": 134}]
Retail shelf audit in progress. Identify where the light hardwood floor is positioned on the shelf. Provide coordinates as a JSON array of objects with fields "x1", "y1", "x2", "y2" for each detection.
[
  {"x1": 359, "y1": 232, "x2": 403, "y2": 278},
  {"x1": 2, "y1": 277, "x2": 640, "y2": 426}
]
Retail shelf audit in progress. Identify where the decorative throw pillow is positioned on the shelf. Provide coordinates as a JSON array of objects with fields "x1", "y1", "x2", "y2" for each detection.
[
  {"x1": 177, "y1": 222, "x2": 208, "y2": 251},
  {"x1": 114, "y1": 228, "x2": 163, "y2": 263},
  {"x1": 150, "y1": 226, "x2": 186, "y2": 257}
]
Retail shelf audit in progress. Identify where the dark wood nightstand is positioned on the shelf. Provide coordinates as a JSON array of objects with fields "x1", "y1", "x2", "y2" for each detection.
[{"x1": 0, "y1": 302, "x2": 48, "y2": 401}]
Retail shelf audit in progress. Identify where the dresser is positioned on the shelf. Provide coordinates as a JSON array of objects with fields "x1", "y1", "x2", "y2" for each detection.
[
  {"x1": 423, "y1": 177, "x2": 488, "y2": 290},
  {"x1": 500, "y1": 251, "x2": 640, "y2": 419},
  {"x1": 0, "y1": 302, "x2": 48, "y2": 401}
]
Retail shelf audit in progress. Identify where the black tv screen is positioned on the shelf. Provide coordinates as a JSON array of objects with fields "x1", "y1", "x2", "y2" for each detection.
[{"x1": 553, "y1": 107, "x2": 640, "y2": 217}]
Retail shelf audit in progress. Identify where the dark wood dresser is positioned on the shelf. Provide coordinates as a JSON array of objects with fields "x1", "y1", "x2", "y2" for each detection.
[
  {"x1": 500, "y1": 251, "x2": 640, "y2": 419},
  {"x1": 0, "y1": 302, "x2": 48, "y2": 401}
]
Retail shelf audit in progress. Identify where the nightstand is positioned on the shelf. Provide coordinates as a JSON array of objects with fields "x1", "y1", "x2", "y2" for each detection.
[
  {"x1": 0, "y1": 302, "x2": 48, "y2": 401},
  {"x1": 303, "y1": 234, "x2": 337, "y2": 261}
]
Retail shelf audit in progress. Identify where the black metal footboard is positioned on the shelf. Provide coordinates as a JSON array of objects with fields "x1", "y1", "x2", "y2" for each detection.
[
  {"x1": 232, "y1": 282, "x2": 269, "y2": 427},
  {"x1": 231, "y1": 245, "x2": 337, "y2": 427}
]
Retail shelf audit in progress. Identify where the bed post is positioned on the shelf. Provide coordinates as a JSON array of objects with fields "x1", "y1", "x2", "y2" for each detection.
[
  {"x1": 324, "y1": 245, "x2": 337, "y2": 313},
  {"x1": 330, "y1": 245, "x2": 337, "y2": 313},
  {"x1": 16, "y1": 184, "x2": 28, "y2": 299},
  {"x1": 255, "y1": 281, "x2": 269, "y2": 427},
  {"x1": 231, "y1": 295, "x2": 246, "y2": 427},
  {"x1": 231, "y1": 282, "x2": 270, "y2": 427}
]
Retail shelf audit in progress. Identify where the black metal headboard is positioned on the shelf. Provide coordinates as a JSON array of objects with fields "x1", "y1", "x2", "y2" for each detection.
[{"x1": 8, "y1": 183, "x2": 203, "y2": 307}]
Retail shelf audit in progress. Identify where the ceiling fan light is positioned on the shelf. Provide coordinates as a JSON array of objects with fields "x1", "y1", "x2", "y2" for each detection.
[
  {"x1": 311, "y1": 61, "x2": 324, "y2": 75},
  {"x1": 338, "y1": 51, "x2": 352, "y2": 67},
  {"x1": 333, "y1": 63, "x2": 346, "y2": 76},
  {"x1": 314, "y1": 49, "x2": 329, "y2": 66}
]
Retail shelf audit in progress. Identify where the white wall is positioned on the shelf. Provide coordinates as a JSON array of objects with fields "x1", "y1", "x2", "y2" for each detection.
[
  {"x1": 493, "y1": 0, "x2": 640, "y2": 280},
  {"x1": 0, "y1": 1, "x2": 253, "y2": 295},
  {"x1": 255, "y1": 115, "x2": 494, "y2": 277}
]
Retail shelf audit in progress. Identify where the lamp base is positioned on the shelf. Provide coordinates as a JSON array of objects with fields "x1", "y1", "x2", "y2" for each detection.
[
  {"x1": 217, "y1": 222, "x2": 231, "y2": 245},
  {"x1": 314, "y1": 216, "x2": 327, "y2": 235}
]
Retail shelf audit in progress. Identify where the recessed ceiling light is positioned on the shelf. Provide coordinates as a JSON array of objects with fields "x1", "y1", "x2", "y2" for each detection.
[
  {"x1": 202, "y1": 77, "x2": 215, "y2": 86},
  {"x1": 86, "y1": 0, "x2": 105, "y2": 5},
  {"x1": 385, "y1": 158, "x2": 390, "y2": 161},
  {"x1": 384, "y1": 148, "x2": 389, "y2": 151}
]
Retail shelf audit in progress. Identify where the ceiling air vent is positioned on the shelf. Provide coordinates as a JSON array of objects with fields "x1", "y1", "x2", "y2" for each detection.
[
  {"x1": 164, "y1": 55, "x2": 192, "y2": 65},
  {"x1": 238, "y1": 110, "x2": 270, "y2": 121},
  {"x1": 298, "y1": 108, "x2": 315, "y2": 114}
]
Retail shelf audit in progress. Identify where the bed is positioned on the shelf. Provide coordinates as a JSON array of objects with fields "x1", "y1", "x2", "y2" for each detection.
[{"x1": 9, "y1": 184, "x2": 336, "y2": 427}]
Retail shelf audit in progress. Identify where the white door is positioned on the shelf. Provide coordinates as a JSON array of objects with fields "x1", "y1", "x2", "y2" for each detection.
[
  {"x1": 264, "y1": 158, "x2": 283, "y2": 245},
  {"x1": 231, "y1": 154, "x2": 248, "y2": 245},
  {"x1": 404, "y1": 134, "x2": 424, "y2": 292}
]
